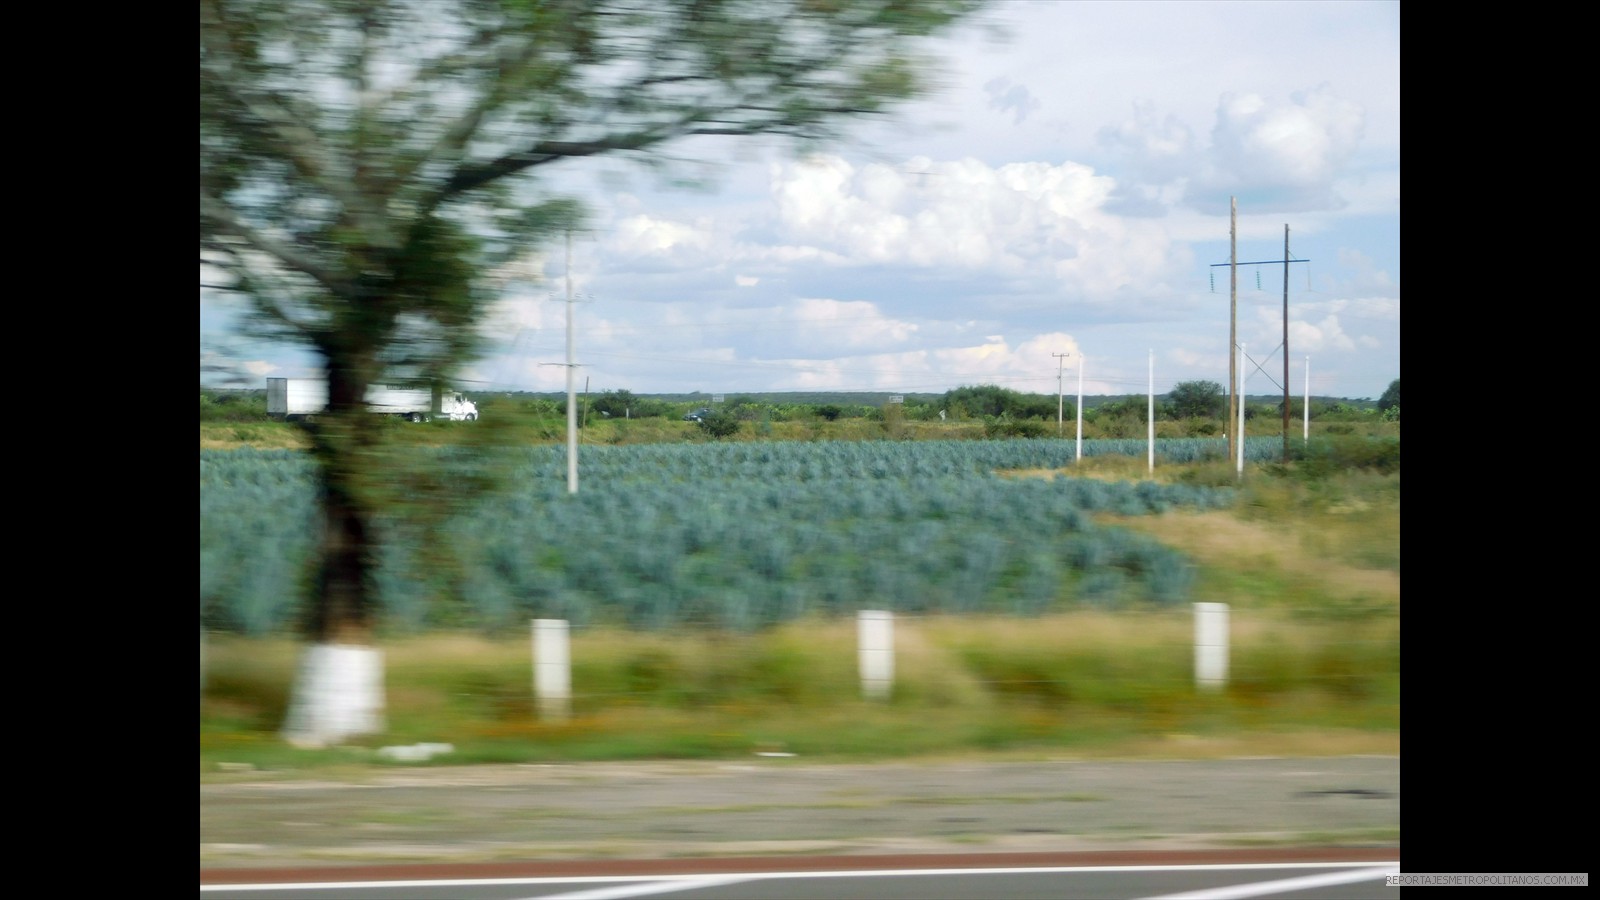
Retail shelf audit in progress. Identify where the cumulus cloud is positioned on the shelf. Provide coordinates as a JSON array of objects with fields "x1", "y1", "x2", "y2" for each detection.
[
  {"x1": 1186, "y1": 84, "x2": 1365, "y2": 212},
  {"x1": 764, "y1": 154, "x2": 1185, "y2": 298},
  {"x1": 610, "y1": 213, "x2": 716, "y2": 259}
]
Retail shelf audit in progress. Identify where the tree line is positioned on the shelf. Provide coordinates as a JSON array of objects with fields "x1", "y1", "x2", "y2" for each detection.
[{"x1": 203, "y1": 379, "x2": 1398, "y2": 428}]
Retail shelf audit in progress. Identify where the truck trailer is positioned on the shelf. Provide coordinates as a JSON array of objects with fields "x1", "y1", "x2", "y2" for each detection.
[{"x1": 266, "y1": 377, "x2": 479, "y2": 422}]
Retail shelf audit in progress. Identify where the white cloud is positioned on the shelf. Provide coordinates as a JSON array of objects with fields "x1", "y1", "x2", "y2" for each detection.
[
  {"x1": 1188, "y1": 84, "x2": 1366, "y2": 212},
  {"x1": 610, "y1": 213, "x2": 716, "y2": 259},
  {"x1": 764, "y1": 154, "x2": 1186, "y2": 298}
]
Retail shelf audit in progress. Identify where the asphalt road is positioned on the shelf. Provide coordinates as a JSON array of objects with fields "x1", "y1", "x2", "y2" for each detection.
[
  {"x1": 201, "y1": 754, "x2": 1399, "y2": 881},
  {"x1": 200, "y1": 861, "x2": 1403, "y2": 899}
]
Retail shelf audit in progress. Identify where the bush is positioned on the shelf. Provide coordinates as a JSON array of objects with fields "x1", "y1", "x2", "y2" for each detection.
[
  {"x1": 695, "y1": 409, "x2": 741, "y2": 438},
  {"x1": 984, "y1": 417, "x2": 1050, "y2": 439},
  {"x1": 200, "y1": 389, "x2": 268, "y2": 422},
  {"x1": 1285, "y1": 437, "x2": 1400, "y2": 478}
]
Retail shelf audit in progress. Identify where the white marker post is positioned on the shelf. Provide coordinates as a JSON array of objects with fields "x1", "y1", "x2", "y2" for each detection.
[
  {"x1": 1194, "y1": 602, "x2": 1229, "y2": 690},
  {"x1": 858, "y1": 610, "x2": 894, "y2": 701},
  {"x1": 533, "y1": 619, "x2": 571, "y2": 721}
]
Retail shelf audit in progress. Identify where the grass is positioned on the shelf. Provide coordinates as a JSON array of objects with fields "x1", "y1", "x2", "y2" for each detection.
[{"x1": 201, "y1": 607, "x2": 1398, "y2": 775}]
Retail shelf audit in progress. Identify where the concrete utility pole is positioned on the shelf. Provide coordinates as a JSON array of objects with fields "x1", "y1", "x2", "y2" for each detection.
[
  {"x1": 1303, "y1": 357, "x2": 1311, "y2": 444},
  {"x1": 1147, "y1": 350, "x2": 1155, "y2": 474},
  {"x1": 1075, "y1": 352, "x2": 1084, "y2": 462},
  {"x1": 1236, "y1": 342, "x2": 1247, "y2": 476},
  {"x1": 565, "y1": 231, "x2": 578, "y2": 495},
  {"x1": 1053, "y1": 352, "x2": 1070, "y2": 437},
  {"x1": 539, "y1": 230, "x2": 591, "y2": 494}
]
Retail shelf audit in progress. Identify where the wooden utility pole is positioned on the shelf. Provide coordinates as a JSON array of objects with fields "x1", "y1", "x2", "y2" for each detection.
[
  {"x1": 1210, "y1": 204, "x2": 1307, "y2": 468},
  {"x1": 1228, "y1": 198, "x2": 1238, "y2": 464},
  {"x1": 1281, "y1": 225, "x2": 1291, "y2": 463}
]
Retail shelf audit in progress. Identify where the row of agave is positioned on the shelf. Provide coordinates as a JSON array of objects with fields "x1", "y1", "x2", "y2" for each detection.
[{"x1": 201, "y1": 439, "x2": 1244, "y2": 634}]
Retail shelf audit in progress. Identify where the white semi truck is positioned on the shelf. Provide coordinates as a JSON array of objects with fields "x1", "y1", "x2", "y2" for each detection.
[{"x1": 266, "y1": 377, "x2": 479, "y2": 422}]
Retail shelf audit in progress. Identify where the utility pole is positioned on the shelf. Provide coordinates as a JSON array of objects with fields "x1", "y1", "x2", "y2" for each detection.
[
  {"x1": 1228, "y1": 197, "x2": 1238, "y2": 464},
  {"x1": 1281, "y1": 225, "x2": 1291, "y2": 463},
  {"x1": 1210, "y1": 204, "x2": 1308, "y2": 468},
  {"x1": 1075, "y1": 353, "x2": 1084, "y2": 462},
  {"x1": 565, "y1": 231, "x2": 577, "y2": 495},
  {"x1": 1236, "y1": 342, "x2": 1247, "y2": 476},
  {"x1": 1303, "y1": 356, "x2": 1310, "y2": 444},
  {"x1": 539, "y1": 229, "x2": 590, "y2": 494},
  {"x1": 1053, "y1": 352, "x2": 1070, "y2": 437},
  {"x1": 1147, "y1": 350, "x2": 1155, "y2": 474}
]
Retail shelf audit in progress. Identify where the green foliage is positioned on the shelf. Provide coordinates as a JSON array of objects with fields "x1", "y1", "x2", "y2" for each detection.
[
  {"x1": 200, "y1": 389, "x2": 268, "y2": 423},
  {"x1": 695, "y1": 409, "x2": 742, "y2": 438},
  {"x1": 1377, "y1": 379, "x2": 1400, "y2": 422},
  {"x1": 1275, "y1": 437, "x2": 1401, "y2": 479},
  {"x1": 1088, "y1": 397, "x2": 1148, "y2": 425},
  {"x1": 941, "y1": 384, "x2": 1057, "y2": 420},
  {"x1": 1164, "y1": 380, "x2": 1224, "y2": 419},
  {"x1": 1377, "y1": 379, "x2": 1400, "y2": 413},
  {"x1": 983, "y1": 416, "x2": 1051, "y2": 438},
  {"x1": 590, "y1": 390, "x2": 641, "y2": 420},
  {"x1": 817, "y1": 404, "x2": 843, "y2": 421}
]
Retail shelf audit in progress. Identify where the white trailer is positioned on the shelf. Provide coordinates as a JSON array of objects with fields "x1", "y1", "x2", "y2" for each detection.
[{"x1": 266, "y1": 377, "x2": 479, "y2": 422}]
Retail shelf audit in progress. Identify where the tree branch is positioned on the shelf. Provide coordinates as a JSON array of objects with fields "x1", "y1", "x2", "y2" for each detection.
[
  {"x1": 201, "y1": 194, "x2": 351, "y2": 299},
  {"x1": 200, "y1": 0, "x2": 400, "y2": 249}
]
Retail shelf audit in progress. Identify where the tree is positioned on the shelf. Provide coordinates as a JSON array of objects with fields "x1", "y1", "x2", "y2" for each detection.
[
  {"x1": 940, "y1": 384, "x2": 1055, "y2": 420},
  {"x1": 591, "y1": 389, "x2": 637, "y2": 419},
  {"x1": 696, "y1": 408, "x2": 743, "y2": 438},
  {"x1": 200, "y1": 0, "x2": 985, "y2": 747},
  {"x1": 1165, "y1": 380, "x2": 1224, "y2": 419},
  {"x1": 1378, "y1": 379, "x2": 1400, "y2": 420}
]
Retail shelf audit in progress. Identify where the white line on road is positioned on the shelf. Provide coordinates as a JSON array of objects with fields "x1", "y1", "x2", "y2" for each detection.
[
  {"x1": 201, "y1": 862, "x2": 1401, "y2": 894},
  {"x1": 1138, "y1": 866, "x2": 1396, "y2": 899},
  {"x1": 525, "y1": 875, "x2": 760, "y2": 900}
]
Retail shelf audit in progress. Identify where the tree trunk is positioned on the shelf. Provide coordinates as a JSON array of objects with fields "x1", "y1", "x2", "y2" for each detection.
[{"x1": 281, "y1": 357, "x2": 388, "y2": 748}]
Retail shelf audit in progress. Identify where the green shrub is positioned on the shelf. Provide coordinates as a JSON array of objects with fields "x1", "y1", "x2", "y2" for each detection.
[
  {"x1": 1286, "y1": 437, "x2": 1400, "y2": 478},
  {"x1": 695, "y1": 410, "x2": 741, "y2": 438},
  {"x1": 984, "y1": 417, "x2": 1050, "y2": 438}
]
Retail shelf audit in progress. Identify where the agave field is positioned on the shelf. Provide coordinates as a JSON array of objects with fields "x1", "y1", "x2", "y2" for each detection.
[{"x1": 198, "y1": 438, "x2": 1295, "y2": 635}]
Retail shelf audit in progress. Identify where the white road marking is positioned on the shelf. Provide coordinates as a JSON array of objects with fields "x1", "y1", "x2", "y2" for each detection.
[
  {"x1": 201, "y1": 861, "x2": 1401, "y2": 894},
  {"x1": 1138, "y1": 865, "x2": 1396, "y2": 899},
  {"x1": 526, "y1": 875, "x2": 760, "y2": 900}
]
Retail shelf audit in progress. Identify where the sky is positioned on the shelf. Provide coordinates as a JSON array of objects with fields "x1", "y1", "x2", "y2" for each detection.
[{"x1": 200, "y1": 0, "x2": 1400, "y2": 401}]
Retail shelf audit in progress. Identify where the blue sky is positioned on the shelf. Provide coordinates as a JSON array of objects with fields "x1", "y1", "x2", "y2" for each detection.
[{"x1": 200, "y1": 0, "x2": 1400, "y2": 401}]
